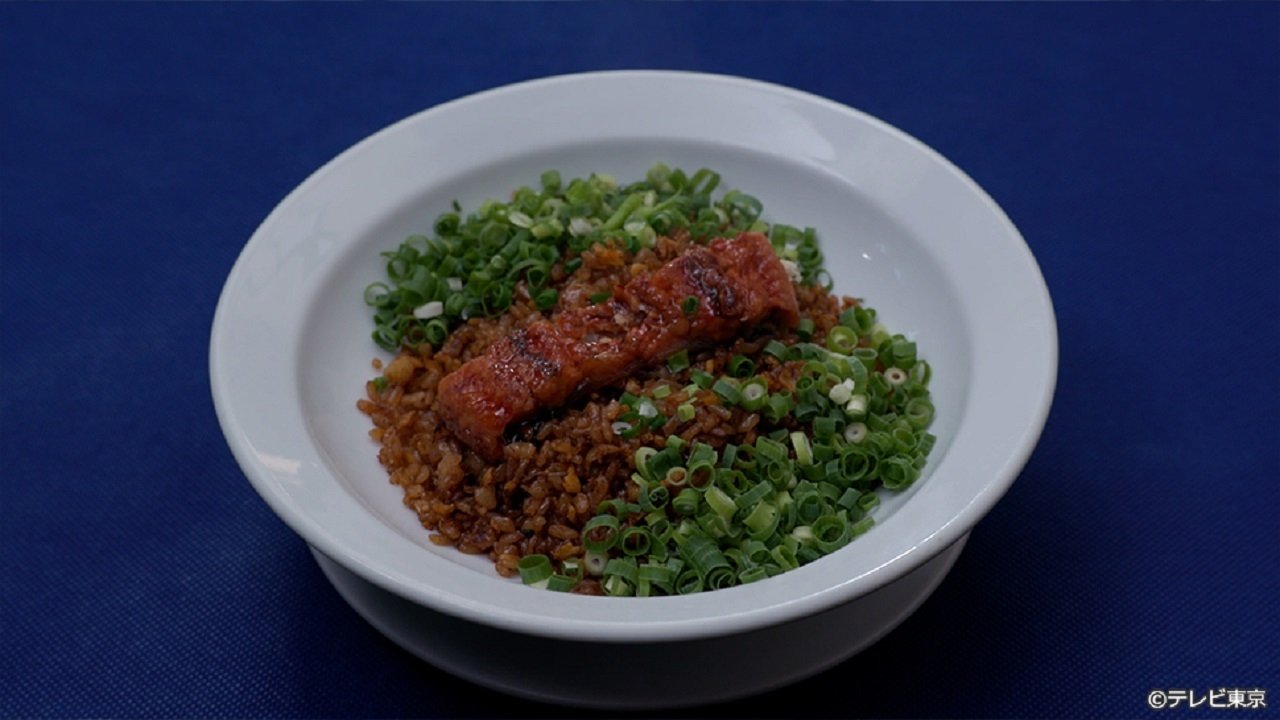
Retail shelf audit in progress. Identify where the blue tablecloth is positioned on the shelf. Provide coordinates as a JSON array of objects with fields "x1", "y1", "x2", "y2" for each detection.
[{"x1": 3, "y1": 4, "x2": 1277, "y2": 717}]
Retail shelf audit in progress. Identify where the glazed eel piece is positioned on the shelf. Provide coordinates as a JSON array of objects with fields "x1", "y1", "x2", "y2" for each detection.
[{"x1": 436, "y1": 231, "x2": 800, "y2": 460}]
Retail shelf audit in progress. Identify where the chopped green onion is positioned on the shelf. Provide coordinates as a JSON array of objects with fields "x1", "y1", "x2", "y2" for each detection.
[
  {"x1": 673, "y1": 487, "x2": 701, "y2": 516},
  {"x1": 682, "y1": 295, "x2": 700, "y2": 316},
  {"x1": 728, "y1": 355, "x2": 756, "y2": 378},
  {"x1": 880, "y1": 457, "x2": 919, "y2": 490},
  {"x1": 905, "y1": 398, "x2": 935, "y2": 429},
  {"x1": 844, "y1": 422, "x2": 868, "y2": 443},
  {"x1": 645, "y1": 483, "x2": 670, "y2": 510},
  {"x1": 582, "y1": 514, "x2": 620, "y2": 553},
  {"x1": 704, "y1": 486, "x2": 737, "y2": 523},
  {"x1": 603, "y1": 576, "x2": 634, "y2": 597},
  {"x1": 812, "y1": 513, "x2": 849, "y2": 553},
  {"x1": 734, "y1": 481, "x2": 774, "y2": 509},
  {"x1": 740, "y1": 378, "x2": 769, "y2": 411},
  {"x1": 892, "y1": 426, "x2": 916, "y2": 453},
  {"x1": 596, "y1": 497, "x2": 630, "y2": 517},
  {"x1": 621, "y1": 526, "x2": 653, "y2": 556},
  {"x1": 561, "y1": 558, "x2": 584, "y2": 579},
  {"x1": 791, "y1": 524, "x2": 815, "y2": 545},
  {"x1": 755, "y1": 435, "x2": 788, "y2": 463},
  {"x1": 638, "y1": 561, "x2": 673, "y2": 586},
  {"x1": 363, "y1": 282, "x2": 391, "y2": 307},
  {"x1": 663, "y1": 467, "x2": 688, "y2": 488},
  {"x1": 675, "y1": 568, "x2": 703, "y2": 594},
  {"x1": 828, "y1": 379, "x2": 854, "y2": 405},
  {"x1": 884, "y1": 367, "x2": 908, "y2": 385},
  {"x1": 853, "y1": 347, "x2": 878, "y2": 371},
  {"x1": 687, "y1": 459, "x2": 715, "y2": 489},
  {"x1": 604, "y1": 556, "x2": 638, "y2": 582},
  {"x1": 720, "y1": 444, "x2": 739, "y2": 468},
  {"x1": 534, "y1": 288, "x2": 559, "y2": 310},
  {"x1": 765, "y1": 393, "x2": 794, "y2": 423},
  {"x1": 794, "y1": 401, "x2": 821, "y2": 422},
  {"x1": 644, "y1": 447, "x2": 679, "y2": 482},
  {"x1": 589, "y1": 291, "x2": 612, "y2": 305},
  {"x1": 790, "y1": 431, "x2": 814, "y2": 466},
  {"x1": 691, "y1": 369, "x2": 715, "y2": 389},
  {"x1": 916, "y1": 432, "x2": 937, "y2": 456},
  {"x1": 677, "y1": 403, "x2": 696, "y2": 422},
  {"x1": 545, "y1": 574, "x2": 578, "y2": 592},
  {"x1": 796, "y1": 318, "x2": 815, "y2": 340},
  {"x1": 857, "y1": 492, "x2": 880, "y2": 513},
  {"x1": 539, "y1": 169, "x2": 561, "y2": 193},
  {"x1": 827, "y1": 326, "x2": 858, "y2": 354},
  {"x1": 602, "y1": 192, "x2": 645, "y2": 232},
  {"x1": 711, "y1": 377, "x2": 742, "y2": 405},
  {"x1": 584, "y1": 550, "x2": 608, "y2": 576},
  {"x1": 891, "y1": 340, "x2": 917, "y2": 368},
  {"x1": 634, "y1": 446, "x2": 658, "y2": 481},
  {"x1": 652, "y1": 384, "x2": 672, "y2": 399},
  {"x1": 621, "y1": 423, "x2": 646, "y2": 439},
  {"x1": 850, "y1": 516, "x2": 875, "y2": 537},
  {"x1": 679, "y1": 534, "x2": 732, "y2": 582},
  {"x1": 869, "y1": 323, "x2": 890, "y2": 345},
  {"x1": 771, "y1": 543, "x2": 799, "y2": 570},
  {"x1": 812, "y1": 416, "x2": 838, "y2": 441},
  {"x1": 836, "y1": 488, "x2": 863, "y2": 512},
  {"x1": 910, "y1": 360, "x2": 932, "y2": 385},
  {"x1": 667, "y1": 350, "x2": 691, "y2": 372},
  {"x1": 518, "y1": 554, "x2": 553, "y2": 587},
  {"x1": 763, "y1": 339, "x2": 789, "y2": 360},
  {"x1": 844, "y1": 394, "x2": 868, "y2": 419},
  {"x1": 757, "y1": 456, "x2": 796, "y2": 487}
]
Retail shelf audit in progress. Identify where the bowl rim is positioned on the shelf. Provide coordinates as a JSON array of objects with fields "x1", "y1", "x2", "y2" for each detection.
[{"x1": 211, "y1": 69, "x2": 1058, "y2": 642}]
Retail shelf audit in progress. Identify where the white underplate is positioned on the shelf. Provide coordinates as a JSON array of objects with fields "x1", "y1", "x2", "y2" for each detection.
[
  {"x1": 312, "y1": 534, "x2": 968, "y2": 708},
  {"x1": 210, "y1": 71, "x2": 1056, "y2": 705}
]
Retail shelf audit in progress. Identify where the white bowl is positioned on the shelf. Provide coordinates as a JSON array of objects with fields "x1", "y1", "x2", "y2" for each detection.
[{"x1": 210, "y1": 70, "x2": 1056, "y2": 708}]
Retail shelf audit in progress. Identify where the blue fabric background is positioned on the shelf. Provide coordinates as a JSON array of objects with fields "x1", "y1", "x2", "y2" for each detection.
[{"x1": 2, "y1": 3, "x2": 1276, "y2": 718}]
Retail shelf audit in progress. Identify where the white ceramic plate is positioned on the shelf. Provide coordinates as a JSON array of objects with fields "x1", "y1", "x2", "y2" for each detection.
[
  {"x1": 308, "y1": 536, "x2": 969, "y2": 708},
  {"x1": 211, "y1": 72, "x2": 1055, "y2": 653}
]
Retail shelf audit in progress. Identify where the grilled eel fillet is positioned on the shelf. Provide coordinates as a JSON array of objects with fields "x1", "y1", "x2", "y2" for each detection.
[{"x1": 436, "y1": 231, "x2": 800, "y2": 460}]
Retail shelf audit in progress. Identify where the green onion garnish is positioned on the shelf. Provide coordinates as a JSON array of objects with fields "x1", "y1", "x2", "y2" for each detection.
[
  {"x1": 583, "y1": 515, "x2": 620, "y2": 553},
  {"x1": 827, "y1": 326, "x2": 858, "y2": 354},
  {"x1": 682, "y1": 295, "x2": 700, "y2": 316},
  {"x1": 518, "y1": 554, "x2": 554, "y2": 587},
  {"x1": 728, "y1": 355, "x2": 756, "y2": 378},
  {"x1": 711, "y1": 377, "x2": 742, "y2": 405},
  {"x1": 534, "y1": 288, "x2": 559, "y2": 311},
  {"x1": 545, "y1": 574, "x2": 578, "y2": 592},
  {"x1": 690, "y1": 369, "x2": 715, "y2": 390},
  {"x1": 740, "y1": 378, "x2": 769, "y2": 411},
  {"x1": 763, "y1": 339, "x2": 789, "y2": 360}
]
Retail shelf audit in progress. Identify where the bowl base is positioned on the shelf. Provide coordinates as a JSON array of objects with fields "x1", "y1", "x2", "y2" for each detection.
[{"x1": 310, "y1": 533, "x2": 967, "y2": 709}]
